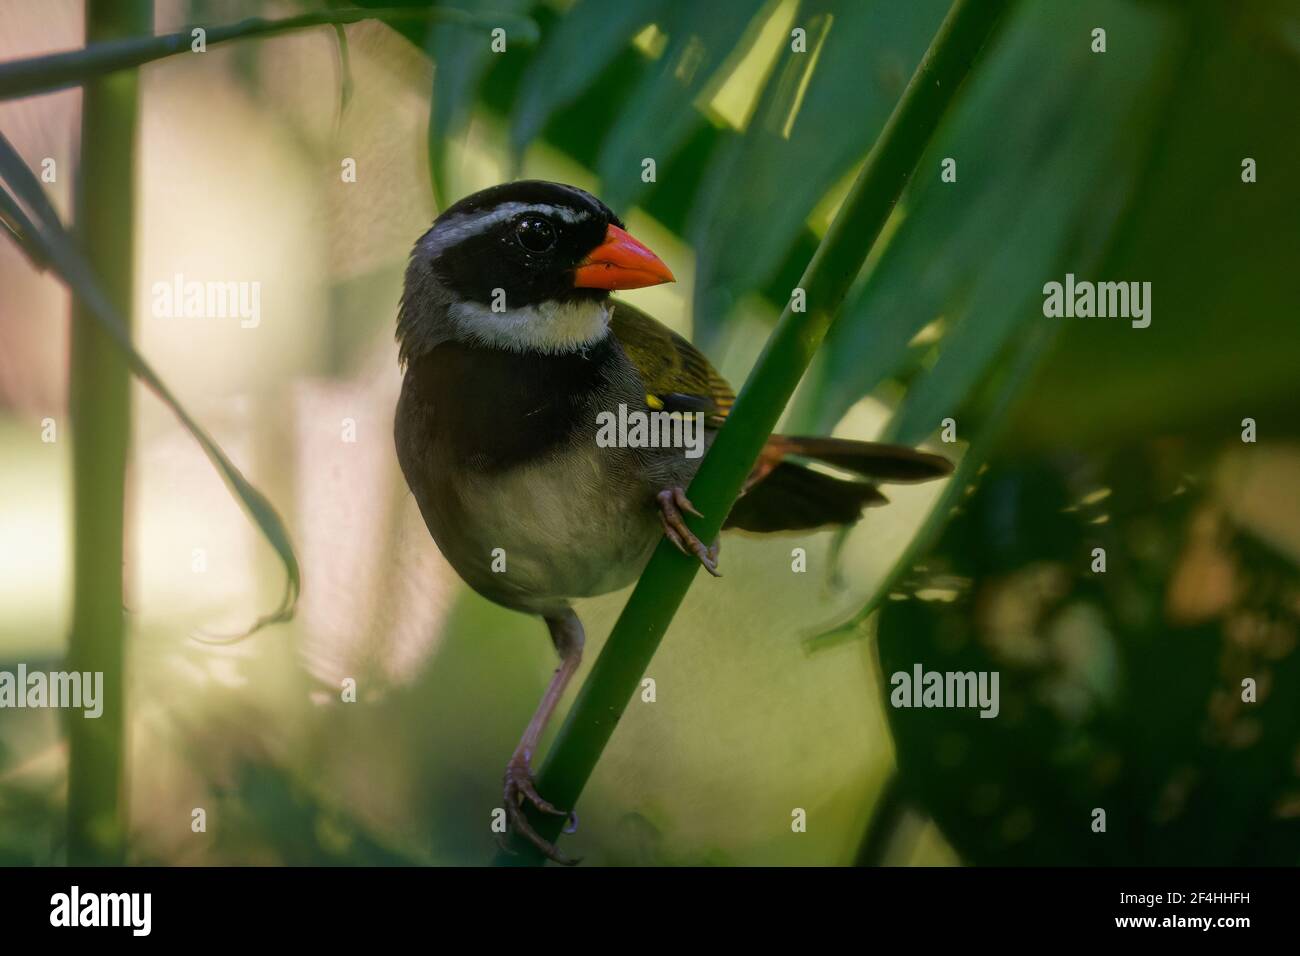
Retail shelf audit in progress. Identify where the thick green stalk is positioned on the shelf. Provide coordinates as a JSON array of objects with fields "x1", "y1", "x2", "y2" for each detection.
[
  {"x1": 65, "y1": 0, "x2": 151, "y2": 867},
  {"x1": 497, "y1": 0, "x2": 1015, "y2": 865}
]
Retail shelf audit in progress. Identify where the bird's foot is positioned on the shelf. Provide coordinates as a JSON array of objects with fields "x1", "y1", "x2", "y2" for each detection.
[
  {"x1": 502, "y1": 754, "x2": 579, "y2": 865},
  {"x1": 656, "y1": 487, "x2": 721, "y2": 576}
]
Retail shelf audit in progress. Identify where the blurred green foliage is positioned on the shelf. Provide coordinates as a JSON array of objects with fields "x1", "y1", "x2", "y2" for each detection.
[
  {"x1": 1, "y1": 0, "x2": 1296, "y2": 866},
  {"x1": 880, "y1": 447, "x2": 1300, "y2": 864}
]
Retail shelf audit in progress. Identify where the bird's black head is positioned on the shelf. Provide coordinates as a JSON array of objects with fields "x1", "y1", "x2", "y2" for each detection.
[{"x1": 397, "y1": 180, "x2": 674, "y2": 361}]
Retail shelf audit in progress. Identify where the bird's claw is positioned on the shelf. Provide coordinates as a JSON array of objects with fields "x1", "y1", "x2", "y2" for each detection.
[
  {"x1": 503, "y1": 756, "x2": 580, "y2": 865},
  {"x1": 657, "y1": 487, "x2": 721, "y2": 576}
]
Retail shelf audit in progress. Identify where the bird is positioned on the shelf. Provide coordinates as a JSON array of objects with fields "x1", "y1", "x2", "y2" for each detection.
[{"x1": 393, "y1": 180, "x2": 952, "y2": 863}]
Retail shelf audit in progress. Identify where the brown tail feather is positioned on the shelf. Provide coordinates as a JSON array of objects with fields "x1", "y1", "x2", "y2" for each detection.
[
  {"x1": 724, "y1": 436, "x2": 952, "y2": 534},
  {"x1": 767, "y1": 435, "x2": 953, "y2": 483},
  {"x1": 724, "y1": 462, "x2": 886, "y2": 533}
]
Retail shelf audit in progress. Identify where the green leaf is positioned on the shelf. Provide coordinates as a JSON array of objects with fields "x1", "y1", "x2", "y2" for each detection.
[
  {"x1": 804, "y1": 1, "x2": 1182, "y2": 649},
  {"x1": 425, "y1": 0, "x2": 533, "y2": 204},
  {"x1": 804, "y1": 317, "x2": 1056, "y2": 652},
  {"x1": 1006, "y1": 2, "x2": 1300, "y2": 448},
  {"x1": 509, "y1": 0, "x2": 669, "y2": 158},
  {"x1": 688, "y1": 0, "x2": 950, "y2": 345},
  {"x1": 596, "y1": 0, "x2": 766, "y2": 211},
  {"x1": 800, "y1": 0, "x2": 1175, "y2": 438},
  {"x1": 332, "y1": 23, "x2": 355, "y2": 120},
  {"x1": 0, "y1": 134, "x2": 299, "y2": 639}
]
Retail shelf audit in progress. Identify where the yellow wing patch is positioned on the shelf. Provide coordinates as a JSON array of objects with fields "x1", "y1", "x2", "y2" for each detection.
[{"x1": 609, "y1": 302, "x2": 735, "y2": 424}]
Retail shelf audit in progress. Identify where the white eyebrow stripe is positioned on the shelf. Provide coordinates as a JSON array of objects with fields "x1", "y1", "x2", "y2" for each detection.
[{"x1": 421, "y1": 202, "x2": 590, "y2": 255}]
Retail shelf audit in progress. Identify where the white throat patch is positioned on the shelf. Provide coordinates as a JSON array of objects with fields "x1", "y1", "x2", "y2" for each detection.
[{"x1": 450, "y1": 298, "x2": 611, "y2": 354}]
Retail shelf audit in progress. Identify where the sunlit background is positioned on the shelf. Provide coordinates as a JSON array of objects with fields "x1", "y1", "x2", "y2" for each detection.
[{"x1": 1, "y1": 0, "x2": 1297, "y2": 865}]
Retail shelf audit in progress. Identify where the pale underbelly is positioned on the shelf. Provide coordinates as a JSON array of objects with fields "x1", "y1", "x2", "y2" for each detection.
[{"x1": 427, "y1": 444, "x2": 664, "y2": 615}]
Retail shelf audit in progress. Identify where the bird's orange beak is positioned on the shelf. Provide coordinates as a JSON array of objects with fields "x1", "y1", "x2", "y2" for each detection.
[{"x1": 573, "y1": 224, "x2": 675, "y2": 290}]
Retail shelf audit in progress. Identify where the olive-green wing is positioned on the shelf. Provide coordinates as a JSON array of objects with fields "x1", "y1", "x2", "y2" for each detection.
[{"x1": 608, "y1": 301, "x2": 734, "y2": 426}]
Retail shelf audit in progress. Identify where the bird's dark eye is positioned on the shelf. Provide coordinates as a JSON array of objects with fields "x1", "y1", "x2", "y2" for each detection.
[{"x1": 514, "y1": 216, "x2": 556, "y2": 254}]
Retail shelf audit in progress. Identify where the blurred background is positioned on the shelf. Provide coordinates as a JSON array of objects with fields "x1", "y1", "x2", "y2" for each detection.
[{"x1": 0, "y1": 0, "x2": 1297, "y2": 865}]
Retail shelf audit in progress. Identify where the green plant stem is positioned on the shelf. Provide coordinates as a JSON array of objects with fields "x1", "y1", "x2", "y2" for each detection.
[
  {"x1": 64, "y1": 0, "x2": 152, "y2": 867},
  {"x1": 0, "y1": 7, "x2": 537, "y2": 101},
  {"x1": 854, "y1": 772, "x2": 908, "y2": 866},
  {"x1": 0, "y1": 131, "x2": 302, "y2": 636},
  {"x1": 496, "y1": 0, "x2": 1015, "y2": 865}
]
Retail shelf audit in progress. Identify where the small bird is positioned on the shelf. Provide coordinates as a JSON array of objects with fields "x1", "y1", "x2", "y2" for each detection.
[{"x1": 394, "y1": 180, "x2": 951, "y2": 862}]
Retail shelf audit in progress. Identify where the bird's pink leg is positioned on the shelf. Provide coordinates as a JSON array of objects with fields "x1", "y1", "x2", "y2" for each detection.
[{"x1": 502, "y1": 610, "x2": 584, "y2": 865}]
